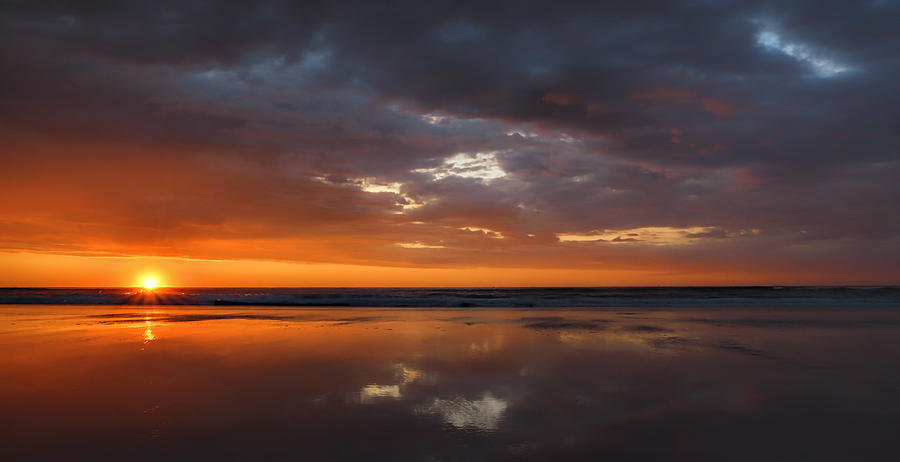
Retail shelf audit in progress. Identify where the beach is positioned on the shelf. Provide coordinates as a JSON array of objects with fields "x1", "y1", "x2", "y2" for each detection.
[{"x1": 2, "y1": 304, "x2": 898, "y2": 460}]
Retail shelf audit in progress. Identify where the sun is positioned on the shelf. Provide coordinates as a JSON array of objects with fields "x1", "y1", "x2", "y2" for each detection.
[{"x1": 142, "y1": 277, "x2": 158, "y2": 290}]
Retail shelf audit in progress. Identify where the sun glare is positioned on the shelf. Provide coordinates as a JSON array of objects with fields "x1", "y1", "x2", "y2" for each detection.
[{"x1": 142, "y1": 277, "x2": 158, "y2": 290}]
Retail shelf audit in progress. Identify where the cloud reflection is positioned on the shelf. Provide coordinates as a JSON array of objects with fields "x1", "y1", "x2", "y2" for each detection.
[
  {"x1": 358, "y1": 384, "x2": 401, "y2": 403},
  {"x1": 396, "y1": 364, "x2": 425, "y2": 384},
  {"x1": 418, "y1": 393, "x2": 508, "y2": 431}
]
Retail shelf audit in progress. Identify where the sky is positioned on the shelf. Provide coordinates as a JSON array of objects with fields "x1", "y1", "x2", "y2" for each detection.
[{"x1": 0, "y1": 0, "x2": 898, "y2": 287}]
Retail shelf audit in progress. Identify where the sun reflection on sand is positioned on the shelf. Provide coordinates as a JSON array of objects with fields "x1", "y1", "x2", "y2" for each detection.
[{"x1": 142, "y1": 314, "x2": 155, "y2": 344}]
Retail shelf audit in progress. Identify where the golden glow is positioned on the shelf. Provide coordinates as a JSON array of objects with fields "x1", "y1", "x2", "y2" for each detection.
[
  {"x1": 142, "y1": 277, "x2": 159, "y2": 290},
  {"x1": 143, "y1": 314, "x2": 155, "y2": 344},
  {"x1": 0, "y1": 250, "x2": 888, "y2": 287}
]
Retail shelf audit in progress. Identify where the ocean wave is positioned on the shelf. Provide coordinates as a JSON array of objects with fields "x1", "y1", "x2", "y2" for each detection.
[{"x1": 0, "y1": 287, "x2": 898, "y2": 307}]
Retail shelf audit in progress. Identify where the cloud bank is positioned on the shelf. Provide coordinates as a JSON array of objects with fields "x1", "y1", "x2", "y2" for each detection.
[{"x1": 1, "y1": 0, "x2": 898, "y2": 283}]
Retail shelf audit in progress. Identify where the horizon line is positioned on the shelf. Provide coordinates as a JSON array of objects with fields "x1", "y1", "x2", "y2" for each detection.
[{"x1": 1, "y1": 285, "x2": 897, "y2": 289}]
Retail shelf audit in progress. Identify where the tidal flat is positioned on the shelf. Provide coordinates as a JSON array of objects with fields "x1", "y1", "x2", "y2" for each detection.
[{"x1": 1, "y1": 305, "x2": 898, "y2": 461}]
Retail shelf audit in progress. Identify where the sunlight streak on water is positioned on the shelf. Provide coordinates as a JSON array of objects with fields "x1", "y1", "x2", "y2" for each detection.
[{"x1": 142, "y1": 312, "x2": 156, "y2": 344}]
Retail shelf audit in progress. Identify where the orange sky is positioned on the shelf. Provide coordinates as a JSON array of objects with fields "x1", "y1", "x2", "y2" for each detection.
[
  {"x1": 1, "y1": 251, "x2": 891, "y2": 288},
  {"x1": 0, "y1": 141, "x2": 896, "y2": 287}
]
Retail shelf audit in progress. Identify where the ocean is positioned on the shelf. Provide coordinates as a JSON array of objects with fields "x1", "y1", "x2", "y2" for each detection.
[{"x1": 2, "y1": 286, "x2": 899, "y2": 307}]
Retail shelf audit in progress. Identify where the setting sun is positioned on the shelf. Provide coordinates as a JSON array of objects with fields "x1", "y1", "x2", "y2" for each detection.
[{"x1": 142, "y1": 277, "x2": 158, "y2": 290}]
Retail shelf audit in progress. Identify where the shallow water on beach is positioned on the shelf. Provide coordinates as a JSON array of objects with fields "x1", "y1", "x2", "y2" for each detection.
[{"x1": 1, "y1": 305, "x2": 899, "y2": 461}]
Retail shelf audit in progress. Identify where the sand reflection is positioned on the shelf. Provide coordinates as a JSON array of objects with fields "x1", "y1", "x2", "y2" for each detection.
[{"x1": 0, "y1": 306, "x2": 898, "y2": 460}]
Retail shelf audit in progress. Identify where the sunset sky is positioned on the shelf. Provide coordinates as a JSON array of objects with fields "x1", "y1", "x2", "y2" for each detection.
[{"x1": 1, "y1": 1, "x2": 898, "y2": 286}]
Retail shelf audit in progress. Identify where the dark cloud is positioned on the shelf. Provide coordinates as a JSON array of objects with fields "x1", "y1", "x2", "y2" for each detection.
[{"x1": 0, "y1": 0, "x2": 898, "y2": 282}]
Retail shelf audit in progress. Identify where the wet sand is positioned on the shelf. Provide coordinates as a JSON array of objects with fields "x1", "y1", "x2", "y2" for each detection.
[{"x1": 1, "y1": 306, "x2": 898, "y2": 461}]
